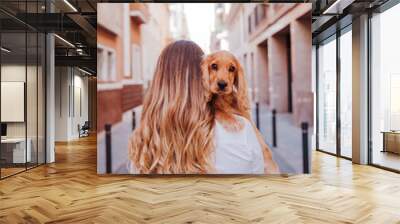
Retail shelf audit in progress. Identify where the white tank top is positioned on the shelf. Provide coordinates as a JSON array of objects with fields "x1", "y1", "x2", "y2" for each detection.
[{"x1": 213, "y1": 115, "x2": 264, "y2": 174}]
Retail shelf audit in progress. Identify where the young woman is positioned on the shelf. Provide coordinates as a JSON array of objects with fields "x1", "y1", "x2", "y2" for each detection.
[{"x1": 126, "y1": 40, "x2": 264, "y2": 174}]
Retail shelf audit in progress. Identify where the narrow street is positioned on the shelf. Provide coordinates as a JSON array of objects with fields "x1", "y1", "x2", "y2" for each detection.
[{"x1": 252, "y1": 104, "x2": 313, "y2": 174}]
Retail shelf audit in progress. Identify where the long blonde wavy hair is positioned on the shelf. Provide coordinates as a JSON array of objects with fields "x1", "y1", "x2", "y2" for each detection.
[{"x1": 128, "y1": 40, "x2": 215, "y2": 174}]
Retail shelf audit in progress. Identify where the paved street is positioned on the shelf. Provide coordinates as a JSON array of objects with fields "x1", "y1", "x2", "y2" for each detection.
[
  {"x1": 251, "y1": 104, "x2": 313, "y2": 174},
  {"x1": 97, "y1": 108, "x2": 142, "y2": 174},
  {"x1": 98, "y1": 104, "x2": 312, "y2": 174}
]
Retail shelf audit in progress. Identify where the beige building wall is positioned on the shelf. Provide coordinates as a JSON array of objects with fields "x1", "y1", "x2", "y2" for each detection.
[
  {"x1": 141, "y1": 4, "x2": 171, "y2": 86},
  {"x1": 268, "y1": 33, "x2": 289, "y2": 112},
  {"x1": 97, "y1": 4, "x2": 123, "y2": 39},
  {"x1": 226, "y1": 3, "x2": 313, "y2": 126},
  {"x1": 226, "y1": 5, "x2": 254, "y2": 98},
  {"x1": 290, "y1": 17, "x2": 313, "y2": 126},
  {"x1": 169, "y1": 4, "x2": 189, "y2": 40}
]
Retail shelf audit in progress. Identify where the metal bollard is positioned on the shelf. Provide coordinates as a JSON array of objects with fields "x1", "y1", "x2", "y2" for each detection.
[
  {"x1": 132, "y1": 111, "x2": 136, "y2": 131},
  {"x1": 105, "y1": 124, "x2": 112, "y2": 174},
  {"x1": 301, "y1": 122, "x2": 310, "y2": 174},
  {"x1": 255, "y1": 102, "x2": 260, "y2": 129},
  {"x1": 272, "y1": 109, "x2": 277, "y2": 147}
]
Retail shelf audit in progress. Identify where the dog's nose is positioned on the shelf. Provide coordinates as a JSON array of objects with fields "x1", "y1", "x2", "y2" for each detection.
[{"x1": 217, "y1": 81, "x2": 227, "y2": 90}]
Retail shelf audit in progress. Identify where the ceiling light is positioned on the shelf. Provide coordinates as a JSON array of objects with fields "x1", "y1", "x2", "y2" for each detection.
[
  {"x1": 1, "y1": 47, "x2": 11, "y2": 53},
  {"x1": 323, "y1": 0, "x2": 354, "y2": 15},
  {"x1": 54, "y1": 34, "x2": 75, "y2": 48},
  {"x1": 78, "y1": 67, "x2": 92, "y2": 76},
  {"x1": 76, "y1": 48, "x2": 85, "y2": 55},
  {"x1": 63, "y1": 0, "x2": 78, "y2": 12}
]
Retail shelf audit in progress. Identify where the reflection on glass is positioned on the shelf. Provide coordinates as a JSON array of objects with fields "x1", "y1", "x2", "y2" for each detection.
[
  {"x1": 371, "y1": 3, "x2": 400, "y2": 171},
  {"x1": 340, "y1": 29, "x2": 352, "y2": 158},
  {"x1": 1, "y1": 32, "x2": 27, "y2": 177},
  {"x1": 318, "y1": 37, "x2": 337, "y2": 154}
]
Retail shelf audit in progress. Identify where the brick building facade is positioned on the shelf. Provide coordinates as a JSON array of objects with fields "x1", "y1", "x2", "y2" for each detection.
[{"x1": 97, "y1": 3, "x2": 171, "y2": 132}]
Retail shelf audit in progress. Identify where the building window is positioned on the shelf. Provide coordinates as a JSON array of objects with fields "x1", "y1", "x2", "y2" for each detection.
[
  {"x1": 243, "y1": 53, "x2": 248, "y2": 75},
  {"x1": 97, "y1": 48, "x2": 105, "y2": 81},
  {"x1": 261, "y1": 5, "x2": 267, "y2": 20},
  {"x1": 107, "y1": 51, "x2": 116, "y2": 81},
  {"x1": 254, "y1": 7, "x2": 258, "y2": 26},
  {"x1": 97, "y1": 45, "x2": 116, "y2": 82},
  {"x1": 250, "y1": 52, "x2": 256, "y2": 101},
  {"x1": 255, "y1": 4, "x2": 266, "y2": 26},
  {"x1": 248, "y1": 15, "x2": 252, "y2": 34},
  {"x1": 316, "y1": 26, "x2": 353, "y2": 159},
  {"x1": 131, "y1": 44, "x2": 142, "y2": 81}
]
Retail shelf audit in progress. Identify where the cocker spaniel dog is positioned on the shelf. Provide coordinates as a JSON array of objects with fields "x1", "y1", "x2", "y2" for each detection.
[{"x1": 201, "y1": 51, "x2": 280, "y2": 174}]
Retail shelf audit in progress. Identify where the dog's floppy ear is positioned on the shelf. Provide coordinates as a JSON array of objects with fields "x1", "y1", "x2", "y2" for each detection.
[
  {"x1": 201, "y1": 56, "x2": 212, "y2": 102},
  {"x1": 234, "y1": 62, "x2": 250, "y2": 112}
]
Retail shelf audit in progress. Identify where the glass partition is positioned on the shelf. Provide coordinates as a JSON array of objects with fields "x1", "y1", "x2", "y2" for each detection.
[
  {"x1": 1, "y1": 31, "x2": 28, "y2": 177},
  {"x1": 0, "y1": 1, "x2": 46, "y2": 179}
]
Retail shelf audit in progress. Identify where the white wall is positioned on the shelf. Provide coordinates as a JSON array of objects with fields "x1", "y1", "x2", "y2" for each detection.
[
  {"x1": 72, "y1": 73, "x2": 89, "y2": 138},
  {"x1": 54, "y1": 67, "x2": 89, "y2": 141},
  {"x1": 1, "y1": 66, "x2": 25, "y2": 134},
  {"x1": 55, "y1": 66, "x2": 69, "y2": 141}
]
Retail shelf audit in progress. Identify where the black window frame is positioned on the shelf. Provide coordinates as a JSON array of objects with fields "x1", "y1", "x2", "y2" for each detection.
[{"x1": 314, "y1": 18, "x2": 353, "y2": 161}]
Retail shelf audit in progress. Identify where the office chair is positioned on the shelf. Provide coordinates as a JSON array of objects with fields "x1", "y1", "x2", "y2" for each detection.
[{"x1": 79, "y1": 121, "x2": 90, "y2": 138}]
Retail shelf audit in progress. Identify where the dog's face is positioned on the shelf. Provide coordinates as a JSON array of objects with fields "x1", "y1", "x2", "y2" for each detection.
[{"x1": 201, "y1": 51, "x2": 243, "y2": 96}]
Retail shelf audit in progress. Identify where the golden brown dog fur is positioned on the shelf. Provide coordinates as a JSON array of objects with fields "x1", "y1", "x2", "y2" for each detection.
[{"x1": 201, "y1": 51, "x2": 280, "y2": 174}]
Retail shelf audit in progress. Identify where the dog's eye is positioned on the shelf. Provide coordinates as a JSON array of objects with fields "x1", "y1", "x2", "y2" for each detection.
[
  {"x1": 229, "y1": 66, "x2": 236, "y2": 73},
  {"x1": 211, "y1": 63, "x2": 218, "y2": 70}
]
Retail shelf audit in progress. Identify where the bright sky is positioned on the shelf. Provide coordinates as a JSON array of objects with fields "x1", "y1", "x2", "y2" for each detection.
[{"x1": 183, "y1": 3, "x2": 216, "y2": 54}]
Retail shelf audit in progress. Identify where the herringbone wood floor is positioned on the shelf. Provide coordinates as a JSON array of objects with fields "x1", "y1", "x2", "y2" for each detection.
[{"x1": 1, "y1": 135, "x2": 400, "y2": 224}]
